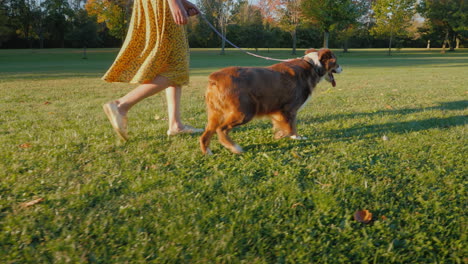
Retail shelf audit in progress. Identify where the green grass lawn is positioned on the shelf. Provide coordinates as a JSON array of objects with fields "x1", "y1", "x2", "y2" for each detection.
[{"x1": 0, "y1": 48, "x2": 467, "y2": 263}]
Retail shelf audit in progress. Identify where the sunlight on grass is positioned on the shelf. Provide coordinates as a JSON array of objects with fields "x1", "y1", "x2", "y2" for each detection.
[{"x1": 0, "y1": 48, "x2": 467, "y2": 263}]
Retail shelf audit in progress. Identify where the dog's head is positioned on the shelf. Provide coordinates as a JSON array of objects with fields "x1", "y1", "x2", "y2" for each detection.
[{"x1": 304, "y1": 48, "x2": 342, "y2": 87}]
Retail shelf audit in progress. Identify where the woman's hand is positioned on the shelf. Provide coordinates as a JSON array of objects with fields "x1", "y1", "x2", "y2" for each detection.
[
  {"x1": 182, "y1": 0, "x2": 200, "y2": 17},
  {"x1": 168, "y1": 0, "x2": 188, "y2": 25}
]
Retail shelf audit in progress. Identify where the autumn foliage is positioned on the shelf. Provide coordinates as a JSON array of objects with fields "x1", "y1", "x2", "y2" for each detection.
[{"x1": 85, "y1": 0, "x2": 130, "y2": 41}]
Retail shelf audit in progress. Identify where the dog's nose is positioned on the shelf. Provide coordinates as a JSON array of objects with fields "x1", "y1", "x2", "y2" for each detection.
[{"x1": 335, "y1": 65, "x2": 343, "y2": 74}]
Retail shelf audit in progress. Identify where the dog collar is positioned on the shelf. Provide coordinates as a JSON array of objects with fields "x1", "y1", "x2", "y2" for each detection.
[{"x1": 302, "y1": 58, "x2": 324, "y2": 76}]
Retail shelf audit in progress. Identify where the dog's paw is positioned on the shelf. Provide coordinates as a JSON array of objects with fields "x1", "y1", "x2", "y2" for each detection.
[
  {"x1": 274, "y1": 131, "x2": 287, "y2": 139},
  {"x1": 290, "y1": 135, "x2": 308, "y2": 140},
  {"x1": 205, "y1": 148, "x2": 214, "y2": 155},
  {"x1": 231, "y1": 144, "x2": 244, "y2": 154}
]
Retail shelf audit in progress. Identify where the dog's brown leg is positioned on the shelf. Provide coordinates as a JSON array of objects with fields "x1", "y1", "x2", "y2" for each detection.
[
  {"x1": 216, "y1": 113, "x2": 246, "y2": 154},
  {"x1": 270, "y1": 112, "x2": 294, "y2": 139},
  {"x1": 280, "y1": 111, "x2": 308, "y2": 140},
  {"x1": 200, "y1": 129, "x2": 216, "y2": 155},
  {"x1": 200, "y1": 111, "x2": 221, "y2": 155}
]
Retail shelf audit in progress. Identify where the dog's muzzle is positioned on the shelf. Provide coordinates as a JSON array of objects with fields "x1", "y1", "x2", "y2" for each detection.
[
  {"x1": 334, "y1": 65, "x2": 343, "y2": 74},
  {"x1": 326, "y1": 65, "x2": 342, "y2": 87}
]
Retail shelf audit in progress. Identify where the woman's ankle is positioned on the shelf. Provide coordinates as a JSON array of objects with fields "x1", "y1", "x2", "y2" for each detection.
[{"x1": 115, "y1": 100, "x2": 129, "y2": 116}]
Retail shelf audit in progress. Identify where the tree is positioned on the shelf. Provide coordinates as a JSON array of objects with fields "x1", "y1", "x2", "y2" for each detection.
[
  {"x1": 65, "y1": 8, "x2": 100, "y2": 48},
  {"x1": 85, "y1": 0, "x2": 131, "y2": 42},
  {"x1": 256, "y1": 0, "x2": 303, "y2": 54},
  {"x1": 237, "y1": 5, "x2": 264, "y2": 52},
  {"x1": 337, "y1": 0, "x2": 368, "y2": 52},
  {"x1": 31, "y1": 0, "x2": 46, "y2": 48},
  {"x1": 215, "y1": 0, "x2": 236, "y2": 54},
  {"x1": 0, "y1": 0, "x2": 11, "y2": 47},
  {"x1": 197, "y1": 0, "x2": 237, "y2": 53},
  {"x1": 278, "y1": 0, "x2": 302, "y2": 54},
  {"x1": 43, "y1": 0, "x2": 73, "y2": 48},
  {"x1": 301, "y1": 0, "x2": 360, "y2": 48},
  {"x1": 7, "y1": 0, "x2": 36, "y2": 48},
  {"x1": 419, "y1": 0, "x2": 467, "y2": 52},
  {"x1": 257, "y1": 0, "x2": 281, "y2": 25},
  {"x1": 371, "y1": 0, "x2": 416, "y2": 55}
]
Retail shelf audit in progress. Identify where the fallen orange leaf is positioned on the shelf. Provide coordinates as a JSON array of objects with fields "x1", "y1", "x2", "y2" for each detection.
[
  {"x1": 19, "y1": 143, "x2": 32, "y2": 148},
  {"x1": 20, "y1": 198, "x2": 44, "y2": 208},
  {"x1": 291, "y1": 151, "x2": 302, "y2": 159},
  {"x1": 385, "y1": 105, "x2": 394, "y2": 110},
  {"x1": 354, "y1": 209, "x2": 373, "y2": 224},
  {"x1": 291, "y1": 202, "x2": 304, "y2": 209},
  {"x1": 315, "y1": 181, "x2": 332, "y2": 188}
]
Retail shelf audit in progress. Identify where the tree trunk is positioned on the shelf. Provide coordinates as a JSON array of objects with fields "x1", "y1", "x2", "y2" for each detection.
[
  {"x1": 39, "y1": 27, "x2": 44, "y2": 49},
  {"x1": 220, "y1": 26, "x2": 226, "y2": 55},
  {"x1": 60, "y1": 33, "x2": 65, "y2": 48},
  {"x1": 456, "y1": 38, "x2": 460, "y2": 49},
  {"x1": 449, "y1": 31, "x2": 456, "y2": 51},
  {"x1": 83, "y1": 46, "x2": 87, "y2": 59},
  {"x1": 291, "y1": 29, "x2": 297, "y2": 55},
  {"x1": 441, "y1": 31, "x2": 448, "y2": 54},
  {"x1": 343, "y1": 38, "x2": 349, "y2": 53},
  {"x1": 323, "y1": 31, "x2": 329, "y2": 48},
  {"x1": 221, "y1": 37, "x2": 226, "y2": 55},
  {"x1": 388, "y1": 30, "x2": 393, "y2": 56}
]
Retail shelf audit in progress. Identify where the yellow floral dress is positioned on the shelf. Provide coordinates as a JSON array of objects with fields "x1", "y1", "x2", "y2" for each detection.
[{"x1": 102, "y1": 0, "x2": 190, "y2": 86}]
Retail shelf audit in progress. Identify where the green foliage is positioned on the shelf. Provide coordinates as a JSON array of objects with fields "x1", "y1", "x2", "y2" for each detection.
[
  {"x1": 302, "y1": 0, "x2": 361, "y2": 32},
  {"x1": 0, "y1": 48, "x2": 467, "y2": 262},
  {"x1": 371, "y1": 0, "x2": 416, "y2": 38},
  {"x1": 65, "y1": 9, "x2": 101, "y2": 48},
  {"x1": 371, "y1": 0, "x2": 416, "y2": 54},
  {"x1": 85, "y1": 0, "x2": 129, "y2": 42},
  {"x1": 0, "y1": 2, "x2": 11, "y2": 47},
  {"x1": 43, "y1": 0, "x2": 73, "y2": 47},
  {"x1": 1, "y1": 0, "x2": 451, "y2": 49},
  {"x1": 6, "y1": 0, "x2": 36, "y2": 42},
  {"x1": 418, "y1": 0, "x2": 468, "y2": 50},
  {"x1": 301, "y1": 0, "x2": 362, "y2": 47}
]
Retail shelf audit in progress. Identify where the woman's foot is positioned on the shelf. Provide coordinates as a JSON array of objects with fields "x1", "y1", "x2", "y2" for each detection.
[
  {"x1": 103, "y1": 101, "x2": 128, "y2": 141},
  {"x1": 167, "y1": 124, "x2": 204, "y2": 136}
]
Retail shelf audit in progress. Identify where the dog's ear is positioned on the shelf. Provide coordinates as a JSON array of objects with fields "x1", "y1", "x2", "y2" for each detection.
[
  {"x1": 317, "y1": 48, "x2": 331, "y2": 60},
  {"x1": 318, "y1": 49, "x2": 335, "y2": 70},
  {"x1": 305, "y1": 48, "x2": 317, "y2": 55}
]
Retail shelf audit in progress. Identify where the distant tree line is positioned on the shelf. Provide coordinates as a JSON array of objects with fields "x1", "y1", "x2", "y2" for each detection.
[{"x1": 0, "y1": 0, "x2": 466, "y2": 53}]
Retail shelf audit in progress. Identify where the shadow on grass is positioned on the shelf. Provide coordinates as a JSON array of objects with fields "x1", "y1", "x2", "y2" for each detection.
[
  {"x1": 325, "y1": 115, "x2": 466, "y2": 140},
  {"x1": 0, "y1": 72, "x2": 101, "y2": 81},
  {"x1": 232, "y1": 100, "x2": 467, "y2": 152},
  {"x1": 308, "y1": 100, "x2": 468, "y2": 124},
  {"x1": 345, "y1": 58, "x2": 468, "y2": 68}
]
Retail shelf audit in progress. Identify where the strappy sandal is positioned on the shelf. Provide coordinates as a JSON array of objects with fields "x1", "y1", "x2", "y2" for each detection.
[
  {"x1": 103, "y1": 101, "x2": 128, "y2": 141},
  {"x1": 167, "y1": 125, "x2": 204, "y2": 136}
]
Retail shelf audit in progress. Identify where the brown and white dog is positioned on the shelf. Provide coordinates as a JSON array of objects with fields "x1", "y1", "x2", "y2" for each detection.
[{"x1": 200, "y1": 48, "x2": 342, "y2": 154}]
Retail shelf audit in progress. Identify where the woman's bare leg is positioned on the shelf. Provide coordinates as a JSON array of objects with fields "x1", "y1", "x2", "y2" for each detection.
[
  {"x1": 115, "y1": 75, "x2": 171, "y2": 115},
  {"x1": 105, "y1": 75, "x2": 201, "y2": 138},
  {"x1": 165, "y1": 85, "x2": 184, "y2": 131},
  {"x1": 165, "y1": 85, "x2": 203, "y2": 135}
]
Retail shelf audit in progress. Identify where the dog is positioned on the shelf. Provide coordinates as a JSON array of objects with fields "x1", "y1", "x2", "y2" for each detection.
[{"x1": 200, "y1": 48, "x2": 342, "y2": 154}]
